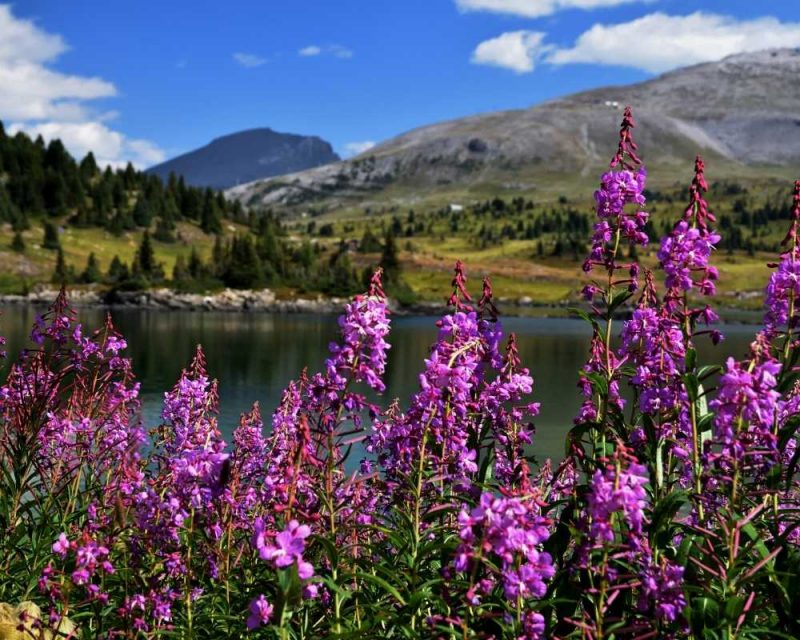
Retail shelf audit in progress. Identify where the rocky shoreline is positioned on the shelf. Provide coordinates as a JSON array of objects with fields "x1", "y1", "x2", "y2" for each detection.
[
  {"x1": 0, "y1": 287, "x2": 353, "y2": 314},
  {"x1": 0, "y1": 286, "x2": 573, "y2": 317},
  {"x1": 0, "y1": 286, "x2": 763, "y2": 323}
]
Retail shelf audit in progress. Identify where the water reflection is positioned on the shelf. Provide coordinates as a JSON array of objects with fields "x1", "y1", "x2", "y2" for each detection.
[{"x1": 0, "y1": 306, "x2": 762, "y2": 463}]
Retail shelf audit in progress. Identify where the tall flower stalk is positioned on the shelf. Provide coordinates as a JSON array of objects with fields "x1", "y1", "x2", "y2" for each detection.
[
  {"x1": 657, "y1": 156, "x2": 722, "y2": 518},
  {"x1": 579, "y1": 106, "x2": 649, "y2": 465}
]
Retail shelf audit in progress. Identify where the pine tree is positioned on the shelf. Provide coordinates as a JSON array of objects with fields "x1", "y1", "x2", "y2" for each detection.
[
  {"x1": 182, "y1": 189, "x2": 202, "y2": 221},
  {"x1": 0, "y1": 187, "x2": 15, "y2": 223},
  {"x1": 108, "y1": 211, "x2": 126, "y2": 236},
  {"x1": 379, "y1": 229, "x2": 401, "y2": 285},
  {"x1": 324, "y1": 250, "x2": 360, "y2": 297},
  {"x1": 133, "y1": 195, "x2": 152, "y2": 227},
  {"x1": 154, "y1": 216, "x2": 176, "y2": 243},
  {"x1": 201, "y1": 188, "x2": 222, "y2": 234},
  {"x1": 51, "y1": 248, "x2": 72, "y2": 284},
  {"x1": 79, "y1": 152, "x2": 98, "y2": 182},
  {"x1": 42, "y1": 173, "x2": 69, "y2": 217},
  {"x1": 11, "y1": 231, "x2": 24, "y2": 253},
  {"x1": 42, "y1": 221, "x2": 60, "y2": 250},
  {"x1": 81, "y1": 252, "x2": 101, "y2": 284},
  {"x1": 134, "y1": 231, "x2": 163, "y2": 280},
  {"x1": 222, "y1": 235, "x2": 262, "y2": 288},
  {"x1": 92, "y1": 181, "x2": 113, "y2": 226},
  {"x1": 188, "y1": 247, "x2": 206, "y2": 279},
  {"x1": 212, "y1": 235, "x2": 225, "y2": 277},
  {"x1": 358, "y1": 228, "x2": 382, "y2": 253},
  {"x1": 71, "y1": 206, "x2": 90, "y2": 228},
  {"x1": 112, "y1": 178, "x2": 127, "y2": 211},
  {"x1": 107, "y1": 255, "x2": 130, "y2": 283}
]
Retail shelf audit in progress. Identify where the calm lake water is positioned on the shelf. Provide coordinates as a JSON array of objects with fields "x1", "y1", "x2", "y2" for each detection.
[{"x1": 0, "y1": 305, "x2": 764, "y2": 463}]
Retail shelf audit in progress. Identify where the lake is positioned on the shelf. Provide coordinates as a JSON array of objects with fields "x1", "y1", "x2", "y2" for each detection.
[{"x1": 0, "y1": 305, "x2": 764, "y2": 463}]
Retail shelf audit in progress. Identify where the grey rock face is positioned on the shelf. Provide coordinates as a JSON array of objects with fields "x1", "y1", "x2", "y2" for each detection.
[{"x1": 228, "y1": 49, "x2": 800, "y2": 207}]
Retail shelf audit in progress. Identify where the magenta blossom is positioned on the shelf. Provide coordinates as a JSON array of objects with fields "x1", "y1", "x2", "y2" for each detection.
[
  {"x1": 246, "y1": 594, "x2": 274, "y2": 630},
  {"x1": 254, "y1": 519, "x2": 315, "y2": 580}
]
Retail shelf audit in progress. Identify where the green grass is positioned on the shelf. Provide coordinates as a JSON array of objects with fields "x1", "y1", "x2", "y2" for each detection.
[
  {"x1": 0, "y1": 220, "x2": 246, "y2": 294},
  {"x1": 0, "y1": 222, "x2": 777, "y2": 312}
]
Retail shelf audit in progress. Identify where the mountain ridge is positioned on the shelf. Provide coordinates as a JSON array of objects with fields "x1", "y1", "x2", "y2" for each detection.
[
  {"x1": 227, "y1": 48, "x2": 800, "y2": 209},
  {"x1": 147, "y1": 127, "x2": 340, "y2": 190}
]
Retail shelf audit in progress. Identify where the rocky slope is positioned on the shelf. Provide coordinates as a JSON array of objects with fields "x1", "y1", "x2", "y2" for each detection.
[
  {"x1": 228, "y1": 49, "x2": 800, "y2": 208},
  {"x1": 147, "y1": 128, "x2": 340, "y2": 190}
]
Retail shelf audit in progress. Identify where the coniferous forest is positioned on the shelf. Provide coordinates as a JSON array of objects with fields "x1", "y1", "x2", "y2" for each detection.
[{"x1": 0, "y1": 123, "x2": 372, "y2": 298}]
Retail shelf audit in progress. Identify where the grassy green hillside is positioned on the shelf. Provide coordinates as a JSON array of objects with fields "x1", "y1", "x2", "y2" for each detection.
[{"x1": 0, "y1": 220, "x2": 227, "y2": 293}]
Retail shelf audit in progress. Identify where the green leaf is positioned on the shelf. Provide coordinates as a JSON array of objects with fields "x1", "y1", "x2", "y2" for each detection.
[
  {"x1": 353, "y1": 571, "x2": 407, "y2": 606},
  {"x1": 608, "y1": 289, "x2": 632, "y2": 314},
  {"x1": 689, "y1": 596, "x2": 720, "y2": 632},
  {"x1": 568, "y1": 307, "x2": 599, "y2": 331},
  {"x1": 723, "y1": 595, "x2": 746, "y2": 621},
  {"x1": 685, "y1": 347, "x2": 697, "y2": 372}
]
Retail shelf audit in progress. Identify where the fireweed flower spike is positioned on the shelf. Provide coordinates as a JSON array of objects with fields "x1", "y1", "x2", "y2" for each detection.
[
  {"x1": 481, "y1": 333, "x2": 540, "y2": 489},
  {"x1": 619, "y1": 271, "x2": 686, "y2": 426},
  {"x1": 658, "y1": 156, "x2": 721, "y2": 315},
  {"x1": 371, "y1": 263, "x2": 517, "y2": 488},
  {"x1": 583, "y1": 106, "x2": 649, "y2": 292},
  {"x1": 654, "y1": 157, "x2": 723, "y2": 518},
  {"x1": 764, "y1": 179, "x2": 800, "y2": 335},
  {"x1": 453, "y1": 491, "x2": 554, "y2": 637},
  {"x1": 326, "y1": 267, "x2": 391, "y2": 393},
  {"x1": 705, "y1": 334, "x2": 783, "y2": 504},
  {"x1": 575, "y1": 107, "x2": 650, "y2": 478},
  {"x1": 573, "y1": 445, "x2": 687, "y2": 635}
]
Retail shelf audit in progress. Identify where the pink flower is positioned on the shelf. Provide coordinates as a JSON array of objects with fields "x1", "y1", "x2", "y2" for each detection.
[
  {"x1": 246, "y1": 595, "x2": 273, "y2": 630},
  {"x1": 52, "y1": 533, "x2": 70, "y2": 557}
]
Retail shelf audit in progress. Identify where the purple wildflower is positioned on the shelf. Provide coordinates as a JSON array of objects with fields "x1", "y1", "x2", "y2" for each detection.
[
  {"x1": 706, "y1": 335, "x2": 782, "y2": 493},
  {"x1": 455, "y1": 492, "x2": 554, "y2": 605},
  {"x1": 52, "y1": 533, "x2": 70, "y2": 557},
  {"x1": 583, "y1": 107, "x2": 649, "y2": 293},
  {"x1": 254, "y1": 519, "x2": 315, "y2": 580},
  {"x1": 658, "y1": 157, "x2": 722, "y2": 324},
  {"x1": 586, "y1": 453, "x2": 649, "y2": 546},
  {"x1": 764, "y1": 180, "x2": 800, "y2": 332},
  {"x1": 326, "y1": 269, "x2": 391, "y2": 393},
  {"x1": 246, "y1": 595, "x2": 274, "y2": 630},
  {"x1": 639, "y1": 560, "x2": 686, "y2": 622}
]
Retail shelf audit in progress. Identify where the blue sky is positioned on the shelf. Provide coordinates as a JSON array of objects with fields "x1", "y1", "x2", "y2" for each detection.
[{"x1": 4, "y1": 0, "x2": 800, "y2": 167}]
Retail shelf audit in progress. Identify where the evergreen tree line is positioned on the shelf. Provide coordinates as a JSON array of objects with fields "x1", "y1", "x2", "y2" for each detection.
[
  {"x1": 0, "y1": 121, "x2": 244, "y2": 237},
  {"x1": 52, "y1": 216, "x2": 406, "y2": 299}
]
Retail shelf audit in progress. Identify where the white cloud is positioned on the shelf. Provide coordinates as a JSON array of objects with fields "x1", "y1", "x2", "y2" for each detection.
[
  {"x1": 233, "y1": 52, "x2": 267, "y2": 68},
  {"x1": 547, "y1": 12, "x2": 800, "y2": 72},
  {"x1": 9, "y1": 121, "x2": 166, "y2": 169},
  {"x1": 299, "y1": 44, "x2": 353, "y2": 59},
  {"x1": 0, "y1": 5, "x2": 66, "y2": 63},
  {"x1": 343, "y1": 140, "x2": 376, "y2": 157},
  {"x1": 0, "y1": 4, "x2": 164, "y2": 168},
  {"x1": 0, "y1": 61, "x2": 115, "y2": 121},
  {"x1": 127, "y1": 138, "x2": 168, "y2": 167},
  {"x1": 471, "y1": 30, "x2": 548, "y2": 72},
  {"x1": 329, "y1": 44, "x2": 353, "y2": 59},
  {"x1": 455, "y1": 0, "x2": 648, "y2": 18}
]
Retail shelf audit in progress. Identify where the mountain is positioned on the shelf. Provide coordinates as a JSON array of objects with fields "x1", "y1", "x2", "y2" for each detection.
[
  {"x1": 147, "y1": 128, "x2": 340, "y2": 190},
  {"x1": 228, "y1": 49, "x2": 800, "y2": 209}
]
